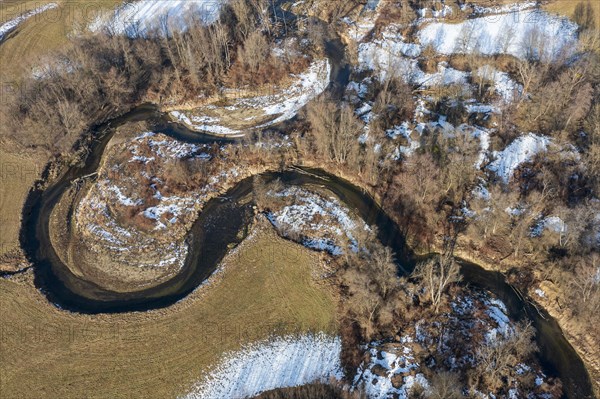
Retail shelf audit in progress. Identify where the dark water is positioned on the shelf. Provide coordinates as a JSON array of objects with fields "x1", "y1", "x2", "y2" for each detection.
[
  {"x1": 13, "y1": 44, "x2": 596, "y2": 399},
  {"x1": 17, "y1": 108, "x2": 594, "y2": 396}
]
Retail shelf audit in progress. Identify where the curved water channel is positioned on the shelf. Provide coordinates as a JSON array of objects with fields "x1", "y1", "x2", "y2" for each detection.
[
  {"x1": 10, "y1": 26, "x2": 594, "y2": 397},
  {"x1": 15, "y1": 104, "x2": 594, "y2": 398}
]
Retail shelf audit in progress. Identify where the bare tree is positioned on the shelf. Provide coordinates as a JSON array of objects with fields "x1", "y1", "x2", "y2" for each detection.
[
  {"x1": 342, "y1": 266, "x2": 383, "y2": 339},
  {"x1": 413, "y1": 255, "x2": 461, "y2": 313},
  {"x1": 426, "y1": 371, "x2": 462, "y2": 399},
  {"x1": 238, "y1": 30, "x2": 269, "y2": 73},
  {"x1": 474, "y1": 321, "x2": 537, "y2": 392},
  {"x1": 573, "y1": 1, "x2": 596, "y2": 31},
  {"x1": 306, "y1": 97, "x2": 363, "y2": 166},
  {"x1": 569, "y1": 253, "x2": 600, "y2": 315},
  {"x1": 371, "y1": 246, "x2": 397, "y2": 300}
]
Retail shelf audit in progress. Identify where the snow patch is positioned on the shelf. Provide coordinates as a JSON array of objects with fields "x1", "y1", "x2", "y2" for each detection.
[
  {"x1": 267, "y1": 187, "x2": 363, "y2": 255},
  {"x1": 418, "y1": 10, "x2": 578, "y2": 61},
  {"x1": 184, "y1": 334, "x2": 343, "y2": 399},
  {"x1": 354, "y1": 341, "x2": 429, "y2": 399},
  {"x1": 475, "y1": 65, "x2": 523, "y2": 102},
  {"x1": 90, "y1": 0, "x2": 224, "y2": 37},
  {"x1": 488, "y1": 133, "x2": 550, "y2": 183},
  {"x1": 170, "y1": 59, "x2": 330, "y2": 135},
  {"x1": 0, "y1": 3, "x2": 58, "y2": 42}
]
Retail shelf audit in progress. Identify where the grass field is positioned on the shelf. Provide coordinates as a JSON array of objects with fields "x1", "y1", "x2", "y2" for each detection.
[
  {"x1": 0, "y1": 0, "x2": 120, "y2": 265},
  {"x1": 544, "y1": 0, "x2": 600, "y2": 21},
  {"x1": 0, "y1": 149, "x2": 42, "y2": 267},
  {"x1": 0, "y1": 224, "x2": 338, "y2": 398},
  {"x1": 0, "y1": 0, "x2": 121, "y2": 80}
]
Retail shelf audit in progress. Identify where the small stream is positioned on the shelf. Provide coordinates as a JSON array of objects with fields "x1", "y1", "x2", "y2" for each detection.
[
  {"x1": 13, "y1": 34, "x2": 596, "y2": 399},
  {"x1": 15, "y1": 105, "x2": 594, "y2": 397}
]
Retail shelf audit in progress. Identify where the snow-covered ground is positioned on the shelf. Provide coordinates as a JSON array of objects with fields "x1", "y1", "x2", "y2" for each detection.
[
  {"x1": 170, "y1": 111, "x2": 239, "y2": 136},
  {"x1": 531, "y1": 215, "x2": 567, "y2": 237},
  {"x1": 183, "y1": 334, "x2": 343, "y2": 399},
  {"x1": 418, "y1": 9, "x2": 578, "y2": 61},
  {"x1": 488, "y1": 133, "x2": 550, "y2": 183},
  {"x1": 267, "y1": 187, "x2": 365, "y2": 255},
  {"x1": 474, "y1": 65, "x2": 523, "y2": 102},
  {"x1": 170, "y1": 59, "x2": 331, "y2": 135},
  {"x1": 471, "y1": 1, "x2": 537, "y2": 16},
  {"x1": 0, "y1": 3, "x2": 58, "y2": 42},
  {"x1": 458, "y1": 124, "x2": 491, "y2": 169},
  {"x1": 358, "y1": 37, "x2": 469, "y2": 86},
  {"x1": 357, "y1": 25, "x2": 485, "y2": 90},
  {"x1": 354, "y1": 339, "x2": 429, "y2": 399},
  {"x1": 90, "y1": 0, "x2": 225, "y2": 37},
  {"x1": 343, "y1": 0, "x2": 383, "y2": 41}
]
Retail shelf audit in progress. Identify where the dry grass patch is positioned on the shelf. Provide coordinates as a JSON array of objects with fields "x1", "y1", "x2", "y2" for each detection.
[
  {"x1": 0, "y1": 148, "x2": 42, "y2": 270},
  {"x1": 0, "y1": 0, "x2": 122, "y2": 80},
  {"x1": 544, "y1": 0, "x2": 600, "y2": 22},
  {"x1": 0, "y1": 225, "x2": 338, "y2": 398}
]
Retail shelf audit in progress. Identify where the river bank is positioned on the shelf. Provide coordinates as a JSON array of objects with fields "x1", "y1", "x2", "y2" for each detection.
[
  {"x1": 453, "y1": 248, "x2": 600, "y2": 398},
  {"x1": 7, "y1": 96, "x2": 595, "y2": 396}
]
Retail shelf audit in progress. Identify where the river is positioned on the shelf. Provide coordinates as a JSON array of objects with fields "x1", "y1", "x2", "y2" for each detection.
[
  {"x1": 13, "y1": 104, "x2": 593, "y2": 398},
  {"x1": 13, "y1": 25, "x2": 596, "y2": 398}
]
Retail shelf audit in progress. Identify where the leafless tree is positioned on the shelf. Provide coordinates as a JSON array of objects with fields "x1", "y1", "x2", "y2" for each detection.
[
  {"x1": 413, "y1": 255, "x2": 461, "y2": 313},
  {"x1": 238, "y1": 30, "x2": 269, "y2": 72},
  {"x1": 426, "y1": 371, "x2": 462, "y2": 399},
  {"x1": 306, "y1": 97, "x2": 363, "y2": 165},
  {"x1": 568, "y1": 253, "x2": 600, "y2": 316},
  {"x1": 474, "y1": 321, "x2": 537, "y2": 392},
  {"x1": 573, "y1": 1, "x2": 596, "y2": 31}
]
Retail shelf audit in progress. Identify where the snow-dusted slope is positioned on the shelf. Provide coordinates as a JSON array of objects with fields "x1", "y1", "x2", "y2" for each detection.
[
  {"x1": 267, "y1": 187, "x2": 364, "y2": 255},
  {"x1": 343, "y1": 0, "x2": 383, "y2": 41},
  {"x1": 170, "y1": 58, "x2": 331, "y2": 135},
  {"x1": 358, "y1": 37, "x2": 466, "y2": 86},
  {"x1": 474, "y1": 65, "x2": 523, "y2": 102},
  {"x1": 90, "y1": 0, "x2": 225, "y2": 37},
  {"x1": 184, "y1": 334, "x2": 343, "y2": 399},
  {"x1": 418, "y1": 10, "x2": 577, "y2": 61},
  {"x1": 488, "y1": 133, "x2": 550, "y2": 183},
  {"x1": 0, "y1": 3, "x2": 58, "y2": 42}
]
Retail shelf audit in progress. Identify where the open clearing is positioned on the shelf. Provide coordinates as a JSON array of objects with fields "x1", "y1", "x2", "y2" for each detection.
[
  {"x1": 0, "y1": 0, "x2": 121, "y2": 79},
  {"x1": 0, "y1": 224, "x2": 338, "y2": 398},
  {"x1": 544, "y1": 0, "x2": 600, "y2": 21},
  {"x1": 0, "y1": 149, "x2": 41, "y2": 268}
]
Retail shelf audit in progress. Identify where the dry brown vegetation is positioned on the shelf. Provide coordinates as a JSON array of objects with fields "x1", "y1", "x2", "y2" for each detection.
[
  {"x1": 253, "y1": 381, "x2": 366, "y2": 399},
  {"x1": 2, "y1": 0, "x2": 599, "y2": 395},
  {"x1": 278, "y1": 14, "x2": 599, "y2": 388},
  {"x1": 227, "y1": 31, "x2": 312, "y2": 87},
  {"x1": 0, "y1": 148, "x2": 43, "y2": 268},
  {"x1": 0, "y1": 0, "x2": 324, "y2": 156}
]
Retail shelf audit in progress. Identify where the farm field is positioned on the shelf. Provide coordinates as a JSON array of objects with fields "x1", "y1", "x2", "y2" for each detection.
[
  {"x1": 0, "y1": 149, "x2": 40, "y2": 265},
  {"x1": 0, "y1": 226, "x2": 338, "y2": 398},
  {"x1": 0, "y1": 0, "x2": 121, "y2": 79}
]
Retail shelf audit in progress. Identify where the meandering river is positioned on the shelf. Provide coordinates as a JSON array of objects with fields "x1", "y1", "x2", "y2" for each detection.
[
  {"x1": 12, "y1": 26, "x2": 595, "y2": 396},
  {"x1": 14, "y1": 104, "x2": 594, "y2": 398}
]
